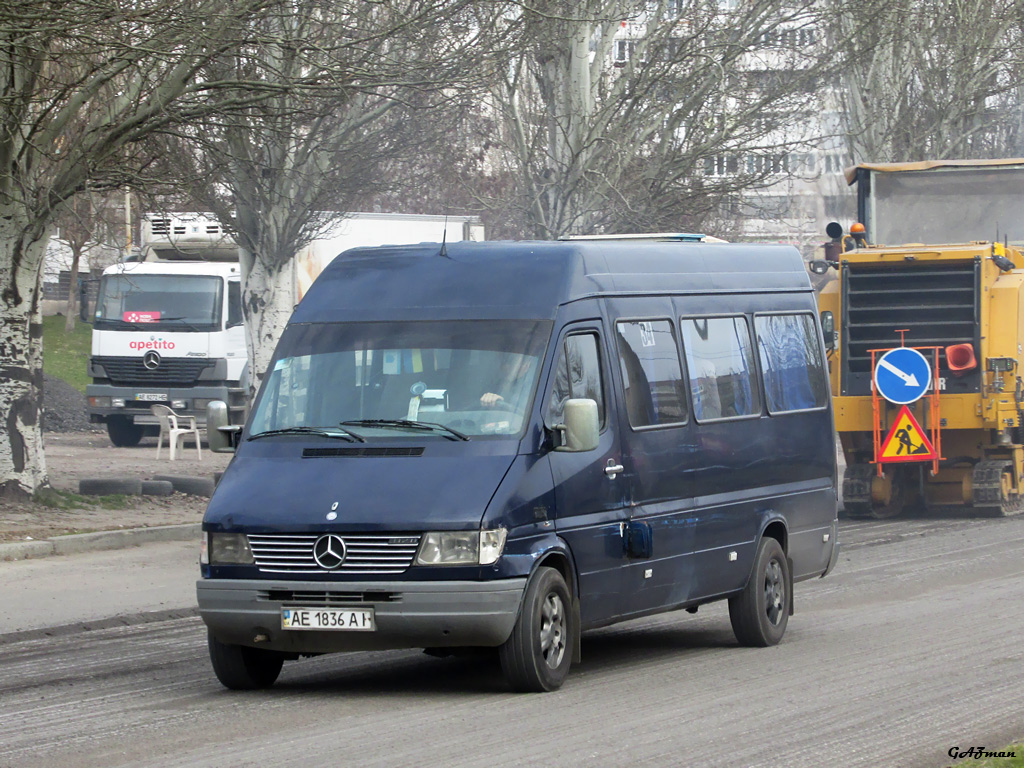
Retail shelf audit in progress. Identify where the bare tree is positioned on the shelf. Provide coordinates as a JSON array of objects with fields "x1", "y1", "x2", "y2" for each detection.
[
  {"x1": 170, "y1": 0, "x2": 504, "y2": 394},
  {"x1": 53, "y1": 191, "x2": 123, "y2": 331},
  {"x1": 827, "y1": 0, "x2": 1024, "y2": 162},
  {"x1": 477, "y1": 0, "x2": 831, "y2": 239},
  {"x1": 0, "y1": 0, "x2": 274, "y2": 497}
]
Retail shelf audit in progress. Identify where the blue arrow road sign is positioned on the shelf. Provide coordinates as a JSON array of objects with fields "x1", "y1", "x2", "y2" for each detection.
[{"x1": 874, "y1": 347, "x2": 932, "y2": 404}]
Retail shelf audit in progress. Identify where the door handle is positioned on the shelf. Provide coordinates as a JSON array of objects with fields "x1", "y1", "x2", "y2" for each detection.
[{"x1": 605, "y1": 460, "x2": 624, "y2": 479}]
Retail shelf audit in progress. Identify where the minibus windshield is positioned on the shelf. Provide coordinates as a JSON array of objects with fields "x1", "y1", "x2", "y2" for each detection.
[{"x1": 250, "y1": 320, "x2": 553, "y2": 439}]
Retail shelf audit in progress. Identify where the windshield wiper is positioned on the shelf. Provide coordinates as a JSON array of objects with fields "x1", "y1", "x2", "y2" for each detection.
[
  {"x1": 154, "y1": 317, "x2": 202, "y2": 331},
  {"x1": 248, "y1": 425, "x2": 365, "y2": 443},
  {"x1": 340, "y1": 419, "x2": 471, "y2": 442}
]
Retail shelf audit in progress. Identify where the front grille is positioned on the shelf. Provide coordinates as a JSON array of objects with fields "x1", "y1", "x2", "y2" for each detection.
[
  {"x1": 841, "y1": 261, "x2": 980, "y2": 396},
  {"x1": 247, "y1": 533, "x2": 421, "y2": 575},
  {"x1": 257, "y1": 589, "x2": 401, "y2": 605},
  {"x1": 93, "y1": 356, "x2": 214, "y2": 386}
]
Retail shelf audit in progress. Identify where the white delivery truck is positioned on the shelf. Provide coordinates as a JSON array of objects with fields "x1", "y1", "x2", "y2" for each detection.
[{"x1": 85, "y1": 212, "x2": 485, "y2": 446}]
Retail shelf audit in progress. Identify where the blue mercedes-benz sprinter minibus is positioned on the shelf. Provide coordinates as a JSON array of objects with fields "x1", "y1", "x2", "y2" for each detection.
[{"x1": 198, "y1": 238, "x2": 839, "y2": 692}]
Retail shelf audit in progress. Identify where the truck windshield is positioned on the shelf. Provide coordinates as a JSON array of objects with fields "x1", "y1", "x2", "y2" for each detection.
[
  {"x1": 94, "y1": 274, "x2": 223, "y2": 331},
  {"x1": 250, "y1": 320, "x2": 553, "y2": 439}
]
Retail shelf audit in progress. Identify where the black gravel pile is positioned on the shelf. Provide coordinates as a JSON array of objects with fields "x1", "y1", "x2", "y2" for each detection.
[{"x1": 42, "y1": 373, "x2": 93, "y2": 432}]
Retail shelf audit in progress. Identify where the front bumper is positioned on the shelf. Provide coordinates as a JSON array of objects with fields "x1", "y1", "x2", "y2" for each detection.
[{"x1": 197, "y1": 577, "x2": 527, "y2": 653}]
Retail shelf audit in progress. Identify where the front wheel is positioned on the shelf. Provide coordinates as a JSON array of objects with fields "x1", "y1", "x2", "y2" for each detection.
[
  {"x1": 499, "y1": 567, "x2": 574, "y2": 692},
  {"x1": 106, "y1": 417, "x2": 145, "y2": 447},
  {"x1": 207, "y1": 631, "x2": 284, "y2": 690},
  {"x1": 729, "y1": 537, "x2": 791, "y2": 647}
]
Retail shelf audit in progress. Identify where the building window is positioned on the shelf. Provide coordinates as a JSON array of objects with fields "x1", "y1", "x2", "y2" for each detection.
[{"x1": 614, "y1": 40, "x2": 637, "y2": 64}]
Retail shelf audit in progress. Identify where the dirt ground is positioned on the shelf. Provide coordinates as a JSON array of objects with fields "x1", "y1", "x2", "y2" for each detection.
[{"x1": 0, "y1": 432, "x2": 231, "y2": 543}]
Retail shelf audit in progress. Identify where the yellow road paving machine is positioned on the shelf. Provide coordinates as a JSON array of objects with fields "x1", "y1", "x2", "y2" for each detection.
[{"x1": 817, "y1": 159, "x2": 1024, "y2": 518}]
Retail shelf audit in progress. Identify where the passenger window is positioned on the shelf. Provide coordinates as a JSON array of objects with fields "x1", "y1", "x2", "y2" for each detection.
[
  {"x1": 545, "y1": 334, "x2": 605, "y2": 427},
  {"x1": 227, "y1": 281, "x2": 243, "y2": 327},
  {"x1": 680, "y1": 316, "x2": 761, "y2": 421},
  {"x1": 754, "y1": 313, "x2": 828, "y2": 413},
  {"x1": 615, "y1": 320, "x2": 688, "y2": 428}
]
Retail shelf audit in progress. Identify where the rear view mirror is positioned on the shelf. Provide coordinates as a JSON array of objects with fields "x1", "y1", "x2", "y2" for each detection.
[
  {"x1": 554, "y1": 398, "x2": 599, "y2": 452},
  {"x1": 820, "y1": 311, "x2": 836, "y2": 351},
  {"x1": 207, "y1": 400, "x2": 241, "y2": 453}
]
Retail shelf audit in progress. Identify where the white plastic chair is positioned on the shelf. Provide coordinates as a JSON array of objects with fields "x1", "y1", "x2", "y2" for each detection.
[{"x1": 151, "y1": 405, "x2": 202, "y2": 461}]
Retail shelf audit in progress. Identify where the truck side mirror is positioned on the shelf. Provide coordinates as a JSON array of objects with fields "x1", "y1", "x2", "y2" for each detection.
[
  {"x1": 554, "y1": 398, "x2": 600, "y2": 452},
  {"x1": 207, "y1": 400, "x2": 241, "y2": 453},
  {"x1": 78, "y1": 279, "x2": 91, "y2": 323},
  {"x1": 820, "y1": 311, "x2": 836, "y2": 351}
]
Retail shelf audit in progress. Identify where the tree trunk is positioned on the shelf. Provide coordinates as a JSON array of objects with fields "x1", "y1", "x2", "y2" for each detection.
[
  {"x1": 64, "y1": 244, "x2": 82, "y2": 333},
  {"x1": 0, "y1": 211, "x2": 50, "y2": 498},
  {"x1": 239, "y1": 248, "x2": 294, "y2": 401}
]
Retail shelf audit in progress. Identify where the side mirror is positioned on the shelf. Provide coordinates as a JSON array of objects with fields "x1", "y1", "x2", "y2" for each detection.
[
  {"x1": 820, "y1": 311, "x2": 836, "y2": 351},
  {"x1": 554, "y1": 398, "x2": 599, "y2": 452},
  {"x1": 809, "y1": 260, "x2": 832, "y2": 275},
  {"x1": 207, "y1": 400, "x2": 241, "y2": 453},
  {"x1": 78, "y1": 280, "x2": 91, "y2": 323}
]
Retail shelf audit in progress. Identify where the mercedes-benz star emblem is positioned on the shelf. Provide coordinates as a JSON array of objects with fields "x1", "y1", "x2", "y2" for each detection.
[
  {"x1": 143, "y1": 350, "x2": 161, "y2": 370},
  {"x1": 312, "y1": 534, "x2": 347, "y2": 570}
]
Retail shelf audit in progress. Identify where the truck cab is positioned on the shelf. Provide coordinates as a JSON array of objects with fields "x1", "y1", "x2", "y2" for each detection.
[{"x1": 86, "y1": 259, "x2": 247, "y2": 445}]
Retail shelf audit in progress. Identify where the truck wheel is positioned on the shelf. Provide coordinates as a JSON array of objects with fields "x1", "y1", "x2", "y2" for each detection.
[
  {"x1": 106, "y1": 417, "x2": 145, "y2": 447},
  {"x1": 499, "y1": 567, "x2": 574, "y2": 692},
  {"x1": 729, "y1": 537, "x2": 790, "y2": 647},
  {"x1": 207, "y1": 631, "x2": 284, "y2": 690},
  {"x1": 842, "y1": 464, "x2": 905, "y2": 519}
]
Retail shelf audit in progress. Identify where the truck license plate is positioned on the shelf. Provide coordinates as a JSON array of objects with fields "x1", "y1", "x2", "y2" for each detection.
[
  {"x1": 134, "y1": 393, "x2": 168, "y2": 402},
  {"x1": 281, "y1": 608, "x2": 375, "y2": 631}
]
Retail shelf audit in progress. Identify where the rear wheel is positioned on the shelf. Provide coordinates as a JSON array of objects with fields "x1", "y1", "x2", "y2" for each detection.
[
  {"x1": 729, "y1": 537, "x2": 790, "y2": 647},
  {"x1": 106, "y1": 417, "x2": 145, "y2": 447},
  {"x1": 207, "y1": 631, "x2": 284, "y2": 690},
  {"x1": 499, "y1": 567, "x2": 574, "y2": 692}
]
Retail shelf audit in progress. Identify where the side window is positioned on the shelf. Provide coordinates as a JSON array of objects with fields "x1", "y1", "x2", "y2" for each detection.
[
  {"x1": 545, "y1": 333, "x2": 605, "y2": 427},
  {"x1": 680, "y1": 316, "x2": 761, "y2": 421},
  {"x1": 615, "y1": 320, "x2": 688, "y2": 428},
  {"x1": 227, "y1": 281, "x2": 243, "y2": 327},
  {"x1": 754, "y1": 313, "x2": 828, "y2": 413}
]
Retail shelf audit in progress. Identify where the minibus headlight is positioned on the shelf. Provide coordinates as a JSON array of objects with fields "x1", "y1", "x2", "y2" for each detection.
[
  {"x1": 208, "y1": 532, "x2": 254, "y2": 564},
  {"x1": 416, "y1": 529, "x2": 507, "y2": 566}
]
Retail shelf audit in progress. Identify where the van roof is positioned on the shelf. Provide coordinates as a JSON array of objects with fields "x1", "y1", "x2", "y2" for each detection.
[{"x1": 292, "y1": 240, "x2": 810, "y2": 323}]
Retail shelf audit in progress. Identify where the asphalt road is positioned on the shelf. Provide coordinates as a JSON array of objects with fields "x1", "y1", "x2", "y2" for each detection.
[{"x1": 1, "y1": 513, "x2": 1022, "y2": 768}]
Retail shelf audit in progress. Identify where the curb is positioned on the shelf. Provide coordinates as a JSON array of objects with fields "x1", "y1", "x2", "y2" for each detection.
[{"x1": 0, "y1": 523, "x2": 201, "y2": 562}]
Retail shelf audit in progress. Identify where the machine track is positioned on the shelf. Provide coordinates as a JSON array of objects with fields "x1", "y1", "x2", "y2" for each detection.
[{"x1": 971, "y1": 460, "x2": 1023, "y2": 517}]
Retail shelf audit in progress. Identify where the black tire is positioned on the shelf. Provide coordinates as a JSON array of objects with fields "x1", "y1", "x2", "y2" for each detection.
[
  {"x1": 79, "y1": 477, "x2": 143, "y2": 496},
  {"x1": 207, "y1": 631, "x2": 284, "y2": 690},
  {"x1": 729, "y1": 537, "x2": 791, "y2": 647},
  {"x1": 107, "y1": 418, "x2": 145, "y2": 447},
  {"x1": 140, "y1": 480, "x2": 174, "y2": 497},
  {"x1": 499, "y1": 566, "x2": 574, "y2": 692},
  {"x1": 152, "y1": 475, "x2": 216, "y2": 497}
]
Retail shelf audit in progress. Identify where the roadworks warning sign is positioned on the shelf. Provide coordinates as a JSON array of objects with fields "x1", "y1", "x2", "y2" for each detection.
[{"x1": 879, "y1": 406, "x2": 936, "y2": 463}]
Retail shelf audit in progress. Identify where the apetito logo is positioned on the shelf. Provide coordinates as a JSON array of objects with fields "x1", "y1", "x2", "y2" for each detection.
[{"x1": 129, "y1": 339, "x2": 176, "y2": 351}]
